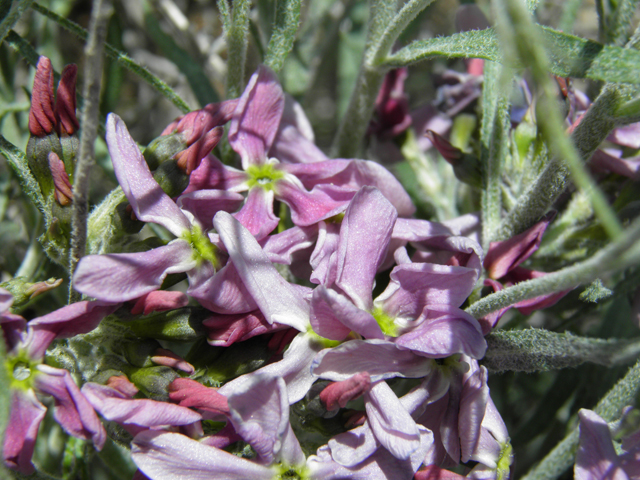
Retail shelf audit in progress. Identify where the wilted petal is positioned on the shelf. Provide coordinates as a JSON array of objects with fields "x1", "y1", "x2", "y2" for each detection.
[
  {"x1": 3, "y1": 389, "x2": 46, "y2": 474},
  {"x1": 365, "y1": 381, "x2": 421, "y2": 460},
  {"x1": 34, "y1": 365, "x2": 106, "y2": 449},
  {"x1": 395, "y1": 305, "x2": 486, "y2": 359},
  {"x1": 232, "y1": 187, "x2": 279, "y2": 241},
  {"x1": 106, "y1": 114, "x2": 191, "y2": 236},
  {"x1": 177, "y1": 190, "x2": 245, "y2": 230},
  {"x1": 132, "y1": 430, "x2": 273, "y2": 480},
  {"x1": 214, "y1": 211, "x2": 309, "y2": 331},
  {"x1": 576, "y1": 409, "x2": 628, "y2": 480},
  {"x1": 229, "y1": 66, "x2": 284, "y2": 169},
  {"x1": 74, "y1": 240, "x2": 196, "y2": 302},
  {"x1": 82, "y1": 383, "x2": 201, "y2": 427},
  {"x1": 312, "y1": 339, "x2": 434, "y2": 382}
]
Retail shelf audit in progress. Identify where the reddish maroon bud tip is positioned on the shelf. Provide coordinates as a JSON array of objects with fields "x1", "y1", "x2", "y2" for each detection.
[
  {"x1": 55, "y1": 64, "x2": 79, "y2": 136},
  {"x1": 29, "y1": 57, "x2": 56, "y2": 137},
  {"x1": 424, "y1": 130, "x2": 463, "y2": 165},
  {"x1": 106, "y1": 375, "x2": 139, "y2": 398},
  {"x1": 48, "y1": 152, "x2": 73, "y2": 206},
  {"x1": 319, "y1": 372, "x2": 371, "y2": 411}
]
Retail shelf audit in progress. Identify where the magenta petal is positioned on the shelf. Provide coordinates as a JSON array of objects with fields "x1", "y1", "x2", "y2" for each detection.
[
  {"x1": 334, "y1": 187, "x2": 397, "y2": 309},
  {"x1": 213, "y1": 211, "x2": 310, "y2": 331},
  {"x1": 106, "y1": 114, "x2": 191, "y2": 236},
  {"x1": 285, "y1": 160, "x2": 415, "y2": 217},
  {"x1": 232, "y1": 187, "x2": 280, "y2": 241},
  {"x1": 26, "y1": 301, "x2": 118, "y2": 360},
  {"x1": 34, "y1": 365, "x2": 106, "y2": 449},
  {"x1": 227, "y1": 374, "x2": 289, "y2": 464},
  {"x1": 188, "y1": 261, "x2": 258, "y2": 314},
  {"x1": 3, "y1": 389, "x2": 46, "y2": 474},
  {"x1": 184, "y1": 154, "x2": 248, "y2": 193},
  {"x1": 178, "y1": 190, "x2": 245, "y2": 230},
  {"x1": 82, "y1": 383, "x2": 201, "y2": 427},
  {"x1": 576, "y1": 409, "x2": 628, "y2": 480},
  {"x1": 263, "y1": 225, "x2": 318, "y2": 264},
  {"x1": 74, "y1": 240, "x2": 196, "y2": 302},
  {"x1": 311, "y1": 339, "x2": 434, "y2": 382},
  {"x1": 365, "y1": 381, "x2": 421, "y2": 460},
  {"x1": 311, "y1": 287, "x2": 383, "y2": 340},
  {"x1": 395, "y1": 305, "x2": 486, "y2": 359},
  {"x1": 275, "y1": 177, "x2": 352, "y2": 226},
  {"x1": 132, "y1": 431, "x2": 273, "y2": 480},
  {"x1": 229, "y1": 66, "x2": 285, "y2": 169},
  {"x1": 204, "y1": 310, "x2": 285, "y2": 346},
  {"x1": 483, "y1": 211, "x2": 554, "y2": 279}
]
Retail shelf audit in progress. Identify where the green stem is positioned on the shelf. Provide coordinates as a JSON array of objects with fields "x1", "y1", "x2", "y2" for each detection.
[
  {"x1": 466, "y1": 215, "x2": 640, "y2": 319},
  {"x1": 332, "y1": 0, "x2": 396, "y2": 158},
  {"x1": 30, "y1": 2, "x2": 191, "y2": 113},
  {"x1": 0, "y1": 133, "x2": 46, "y2": 215},
  {"x1": 224, "y1": 0, "x2": 251, "y2": 99},
  {"x1": 69, "y1": 0, "x2": 111, "y2": 302},
  {"x1": 15, "y1": 215, "x2": 43, "y2": 279},
  {"x1": 264, "y1": 0, "x2": 302, "y2": 73}
]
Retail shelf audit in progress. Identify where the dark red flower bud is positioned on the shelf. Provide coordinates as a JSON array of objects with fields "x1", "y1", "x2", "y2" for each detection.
[
  {"x1": 48, "y1": 152, "x2": 73, "y2": 206},
  {"x1": 425, "y1": 130, "x2": 482, "y2": 188},
  {"x1": 369, "y1": 68, "x2": 412, "y2": 139},
  {"x1": 55, "y1": 64, "x2": 79, "y2": 136},
  {"x1": 28, "y1": 57, "x2": 56, "y2": 137}
]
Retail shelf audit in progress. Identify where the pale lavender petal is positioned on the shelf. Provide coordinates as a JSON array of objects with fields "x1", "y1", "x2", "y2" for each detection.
[
  {"x1": 25, "y1": 301, "x2": 118, "y2": 360},
  {"x1": 365, "y1": 381, "x2": 421, "y2": 460},
  {"x1": 184, "y1": 154, "x2": 248, "y2": 193},
  {"x1": 82, "y1": 383, "x2": 201, "y2": 427},
  {"x1": 214, "y1": 211, "x2": 310, "y2": 331},
  {"x1": 279, "y1": 423, "x2": 306, "y2": 467},
  {"x1": 311, "y1": 287, "x2": 383, "y2": 340},
  {"x1": 227, "y1": 374, "x2": 289, "y2": 464},
  {"x1": 263, "y1": 225, "x2": 318, "y2": 264},
  {"x1": 576, "y1": 409, "x2": 628, "y2": 480},
  {"x1": 3, "y1": 389, "x2": 46, "y2": 474},
  {"x1": 220, "y1": 331, "x2": 323, "y2": 404},
  {"x1": 177, "y1": 190, "x2": 244, "y2": 230},
  {"x1": 34, "y1": 365, "x2": 106, "y2": 449},
  {"x1": 132, "y1": 431, "x2": 273, "y2": 480},
  {"x1": 395, "y1": 305, "x2": 486, "y2": 359},
  {"x1": 311, "y1": 339, "x2": 434, "y2": 382},
  {"x1": 607, "y1": 122, "x2": 640, "y2": 149},
  {"x1": 310, "y1": 221, "x2": 342, "y2": 285},
  {"x1": 232, "y1": 187, "x2": 279, "y2": 241},
  {"x1": 335, "y1": 187, "x2": 397, "y2": 309},
  {"x1": 376, "y1": 262, "x2": 479, "y2": 318},
  {"x1": 275, "y1": 177, "x2": 353, "y2": 226},
  {"x1": 459, "y1": 365, "x2": 489, "y2": 463},
  {"x1": 0, "y1": 287, "x2": 13, "y2": 313},
  {"x1": 106, "y1": 114, "x2": 191, "y2": 236},
  {"x1": 74, "y1": 240, "x2": 196, "y2": 302},
  {"x1": 284, "y1": 159, "x2": 415, "y2": 217},
  {"x1": 229, "y1": 66, "x2": 284, "y2": 169},
  {"x1": 188, "y1": 261, "x2": 258, "y2": 314},
  {"x1": 328, "y1": 423, "x2": 379, "y2": 467}
]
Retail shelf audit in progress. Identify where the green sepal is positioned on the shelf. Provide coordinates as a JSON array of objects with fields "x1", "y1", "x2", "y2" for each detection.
[
  {"x1": 125, "y1": 365, "x2": 178, "y2": 401},
  {"x1": 119, "y1": 307, "x2": 209, "y2": 342},
  {"x1": 152, "y1": 159, "x2": 190, "y2": 198},
  {"x1": 143, "y1": 133, "x2": 186, "y2": 171}
]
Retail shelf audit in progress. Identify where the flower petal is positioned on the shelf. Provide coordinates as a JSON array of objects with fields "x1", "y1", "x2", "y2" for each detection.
[
  {"x1": 232, "y1": 187, "x2": 280, "y2": 241},
  {"x1": 576, "y1": 409, "x2": 628, "y2": 480},
  {"x1": 106, "y1": 114, "x2": 191, "y2": 236},
  {"x1": 74, "y1": 240, "x2": 196, "y2": 302},
  {"x1": 3, "y1": 389, "x2": 46, "y2": 474},
  {"x1": 177, "y1": 190, "x2": 245, "y2": 230}
]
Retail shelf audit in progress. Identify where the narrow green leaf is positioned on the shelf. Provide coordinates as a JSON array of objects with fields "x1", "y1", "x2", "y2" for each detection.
[
  {"x1": 264, "y1": 0, "x2": 302, "y2": 73},
  {"x1": 483, "y1": 329, "x2": 640, "y2": 373},
  {"x1": 144, "y1": 5, "x2": 219, "y2": 105},
  {"x1": 0, "y1": 0, "x2": 34, "y2": 44},
  {"x1": 3, "y1": 29, "x2": 41, "y2": 68},
  {"x1": 385, "y1": 25, "x2": 640, "y2": 85},
  {"x1": 0, "y1": 133, "x2": 46, "y2": 213},
  {"x1": 606, "y1": 0, "x2": 640, "y2": 46},
  {"x1": 30, "y1": 2, "x2": 191, "y2": 113}
]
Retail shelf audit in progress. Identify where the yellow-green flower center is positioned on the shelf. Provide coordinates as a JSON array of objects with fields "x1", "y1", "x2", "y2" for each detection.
[
  {"x1": 371, "y1": 306, "x2": 399, "y2": 337},
  {"x1": 272, "y1": 463, "x2": 309, "y2": 480},
  {"x1": 6, "y1": 352, "x2": 39, "y2": 391},
  {"x1": 246, "y1": 163, "x2": 285, "y2": 191},
  {"x1": 307, "y1": 327, "x2": 342, "y2": 349},
  {"x1": 182, "y1": 225, "x2": 221, "y2": 268},
  {"x1": 496, "y1": 441, "x2": 513, "y2": 480}
]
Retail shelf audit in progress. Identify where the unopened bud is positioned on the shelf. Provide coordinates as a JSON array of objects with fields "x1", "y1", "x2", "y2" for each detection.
[
  {"x1": 152, "y1": 159, "x2": 191, "y2": 198},
  {"x1": 48, "y1": 152, "x2": 73, "y2": 206},
  {"x1": 0, "y1": 277, "x2": 63, "y2": 308},
  {"x1": 122, "y1": 306, "x2": 208, "y2": 341},
  {"x1": 126, "y1": 365, "x2": 178, "y2": 401},
  {"x1": 55, "y1": 64, "x2": 79, "y2": 136},
  {"x1": 28, "y1": 57, "x2": 56, "y2": 138},
  {"x1": 425, "y1": 130, "x2": 482, "y2": 188},
  {"x1": 143, "y1": 133, "x2": 186, "y2": 171}
]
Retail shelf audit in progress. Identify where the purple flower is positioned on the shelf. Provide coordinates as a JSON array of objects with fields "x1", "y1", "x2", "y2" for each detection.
[{"x1": 1, "y1": 288, "x2": 115, "y2": 473}]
